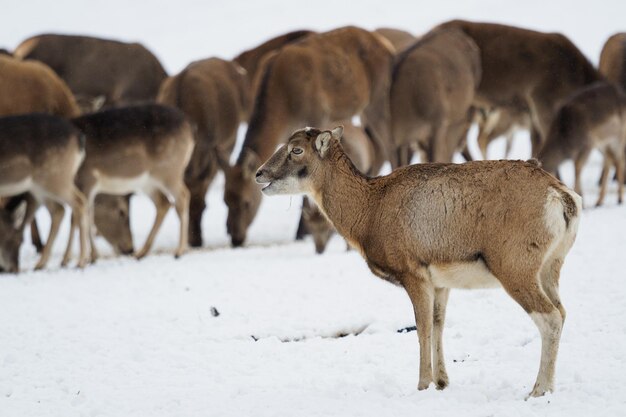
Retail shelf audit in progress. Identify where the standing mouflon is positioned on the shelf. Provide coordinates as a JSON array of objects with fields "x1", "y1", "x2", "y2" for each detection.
[{"x1": 257, "y1": 126, "x2": 581, "y2": 398}]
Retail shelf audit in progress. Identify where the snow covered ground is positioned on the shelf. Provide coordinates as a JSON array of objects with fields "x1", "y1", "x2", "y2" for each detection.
[{"x1": 2, "y1": 1, "x2": 626, "y2": 416}]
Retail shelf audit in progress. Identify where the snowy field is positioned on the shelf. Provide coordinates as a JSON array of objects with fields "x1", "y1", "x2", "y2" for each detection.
[{"x1": 2, "y1": 1, "x2": 626, "y2": 416}]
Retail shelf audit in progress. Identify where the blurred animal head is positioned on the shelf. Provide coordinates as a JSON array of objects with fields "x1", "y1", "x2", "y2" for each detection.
[
  {"x1": 221, "y1": 150, "x2": 263, "y2": 247},
  {"x1": 0, "y1": 199, "x2": 27, "y2": 273},
  {"x1": 93, "y1": 194, "x2": 134, "y2": 255}
]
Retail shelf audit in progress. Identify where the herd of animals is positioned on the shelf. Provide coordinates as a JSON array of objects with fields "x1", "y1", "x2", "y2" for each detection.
[{"x1": 0, "y1": 20, "x2": 625, "y2": 397}]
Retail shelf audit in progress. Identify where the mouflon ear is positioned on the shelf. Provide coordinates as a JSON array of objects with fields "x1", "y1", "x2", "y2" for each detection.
[
  {"x1": 330, "y1": 125, "x2": 343, "y2": 142},
  {"x1": 527, "y1": 158, "x2": 542, "y2": 167},
  {"x1": 315, "y1": 132, "x2": 332, "y2": 158},
  {"x1": 241, "y1": 149, "x2": 261, "y2": 179}
]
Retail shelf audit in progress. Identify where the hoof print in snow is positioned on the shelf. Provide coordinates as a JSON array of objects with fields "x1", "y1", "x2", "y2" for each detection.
[{"x1": 210, "y1": 307, "x2": 220, "y2": 317}]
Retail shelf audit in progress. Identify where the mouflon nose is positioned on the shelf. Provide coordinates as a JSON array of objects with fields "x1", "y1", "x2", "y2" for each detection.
[{"x1": 255, "y1": 169, "x2": 267, "y2": 183}]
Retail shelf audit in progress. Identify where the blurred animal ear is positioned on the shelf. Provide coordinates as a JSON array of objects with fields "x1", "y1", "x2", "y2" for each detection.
[
  {"x1": 241, "y1": 149, "x2": 260, "y2": 180},
  {"x1": 315, "y1": 132, "x2": 332, "y2": 158},
  {"x1": 11, "y1": 201, "x2": 27, "y2": 230},
  {"x1": 331, "y1": 125, "x2": 343, "y2": 142}
]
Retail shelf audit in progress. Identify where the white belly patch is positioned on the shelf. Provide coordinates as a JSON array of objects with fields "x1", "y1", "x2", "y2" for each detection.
[
  {"x1": 97, "y1": 172, "x2": 159, "y2": 195},
  {"x1": 0, "y1": 177, "x2": 32, "y2": 197},
  {"x1": 428, "y1": 259, "x2": 501, "y2": 289}
]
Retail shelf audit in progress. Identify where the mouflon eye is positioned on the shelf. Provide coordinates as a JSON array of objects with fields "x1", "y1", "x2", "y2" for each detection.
[{"x1": 292, "y1": 148, "x2": 303, "y2": 155}]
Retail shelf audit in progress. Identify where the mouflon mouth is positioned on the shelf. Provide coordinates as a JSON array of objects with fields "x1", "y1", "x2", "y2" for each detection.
[
  {"x1": 255, "y1": 174, "x2": 270, "y2": 185},
  {"x1": 260, "y1": 181, "x2": 279, "y2": 196},
  {"x1": 255, "y1": 174, "x2": 272, "y2": 190}
]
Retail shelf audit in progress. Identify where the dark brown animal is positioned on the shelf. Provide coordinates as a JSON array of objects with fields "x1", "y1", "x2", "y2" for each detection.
[
  {"x1": 223, "y1": 26, "x2": 394, "y2": 246},
  {"x1": 0, "y1": 55, "x2": 82, "y2": 253},
  {"x1": 234, "y1": 30, "x2": 314, "y2": 114},
  {"x1": 63, "y1": 104, "x2": 194, "y2": 264},
  {"x1": 15, "y1": 34, "x2": 167, "y2": 110},
  {"x1": 15, "y1": 34, "x2": 168, "y2": 254},
  {"x1": 256, "y1": 126, "x2": 581, "y2": 398},
  {"x1": 234, "y1": 30, "x2": 314, "y2": 86},
  {"x1": 157, "y1": 58, "x2": 249, "y2": 247},
  {"x1": 538, "y1": 81, "x2": 626, "y2": 206},
  {"x1": 0, "y1": 113, "x2": 89, "y2": 271},
  {"x1": 390, "y1": 28, "x2": 481, "y2": 165},
  {"x1": 0, "y1": 55, "x2": 133, "y2": 255},
  {"x1": 438, "y1": 20, "x2": 601, "y2": 155}
]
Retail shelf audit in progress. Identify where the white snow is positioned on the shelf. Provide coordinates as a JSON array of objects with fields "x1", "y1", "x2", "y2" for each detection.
[{"x1": 2, "y1": 1, "x2": 626, "y2": 416}]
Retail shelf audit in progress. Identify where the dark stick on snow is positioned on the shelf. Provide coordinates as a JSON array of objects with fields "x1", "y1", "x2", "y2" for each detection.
[{"x1": 397, "y1": 326, "x2": 417, "y2": 333}]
